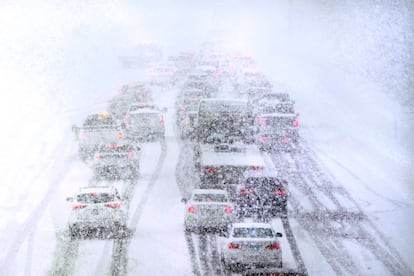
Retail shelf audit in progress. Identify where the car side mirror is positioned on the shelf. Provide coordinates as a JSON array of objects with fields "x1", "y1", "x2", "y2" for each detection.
[
  {"x1": 66, "y1": 197, "x2": 73, "y2": 202},
  {"x1": 276, "y1": 232, "x2": 283, "y2": 237},
  {"x1": 181, "y1": 198, "x2": 187, "y2": 203}
]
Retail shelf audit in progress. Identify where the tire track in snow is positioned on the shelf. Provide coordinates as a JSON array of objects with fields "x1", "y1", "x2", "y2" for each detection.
[
  {"x1": 109, "y1": 141, "x2": 167, "y2": 275},
  {"x1": 274, "y1": 141, "x2": 413, "y2": 275},
  {"x1": 185, "y1": 231, "x2": 202, "y2": 276},
  {"x1": 1, "y1": 132, "x2": 75, "y2": 273}
]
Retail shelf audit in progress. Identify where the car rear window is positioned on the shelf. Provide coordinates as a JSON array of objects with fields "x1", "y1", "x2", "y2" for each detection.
[
  {"x1": 77, "y1": 192, "x2": 115, "y2": 203},
  {"x1": 192, "y1": 194, "x2": 227, "y2": 202},
  {"x1": 131, "y1": 113, "x2": 160, "y2": 125},
  {"x1": 233, "y1": 227, "x2": 274, "y2": 238}
]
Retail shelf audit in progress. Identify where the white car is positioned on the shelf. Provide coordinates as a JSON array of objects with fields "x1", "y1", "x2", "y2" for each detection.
[
  {"x1": 183, "y1": 189, "x2": 235, "y2": 233},
  {"x1": 66, "y1": 186, "x2": 128, "y2": 239},
  {"x1": 221, "y1": 222, "x2": 283, "y2": 271}
]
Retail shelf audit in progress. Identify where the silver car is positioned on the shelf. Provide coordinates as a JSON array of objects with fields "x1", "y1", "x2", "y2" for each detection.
[
  {"x1": 183, "y1": 189, "x2": 235, "y2": 233},
  {"x1": 221, "y1": 222, "x2": 283, "y2": 271},
  {"x1": 66, "y1": 186, "x2": 128, "y2": 239}
]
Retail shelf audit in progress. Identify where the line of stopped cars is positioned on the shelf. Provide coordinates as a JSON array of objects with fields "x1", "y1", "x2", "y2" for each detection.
[
  {"x1": 69, "y1": 37, "x2": 300, "y2": 273},
  {"x1": 174, "y1": 39, "x2": 300, "y2": 273},
  {"x1": 69, "y1": 83, "x2": 168, "y2": 239}
]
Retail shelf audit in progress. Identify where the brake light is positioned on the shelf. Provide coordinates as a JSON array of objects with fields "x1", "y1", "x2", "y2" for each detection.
[
  {"x1": 240, "y1": 188, "x2": 253, "y2": 195},
  {"x1": 127, "y1": 152, "x2": 134, "y2": 158},
  {"x1": 260, "y1": 137, "x2": 268, "y2": 142},
  {"x1": 228, "y1": 243, "x2": 241, "y2": 249},
  {"x1": 265, "y1": 243, "x2": 280, "y2": 250},
  {"x1": 107, "y1": 143, "x2": 119, "y2": 147},
  {"x1": 95, "y1": 154, "x2": 103, "y2": 159},
  {"x1": 250, "y1": 166, "x2": 261, "y2": 172},
  {"x1": 205, "y1": 167, "x2": 217, "y2": 173},
  {"x1": 183, "y1": 119, "x2": 190, "y2": 126},
  {"x1": 126, "y1": 117, "x2": 131, "y2": 126},
  {"x1": 283, "y1": 137, "x2": 291, "y2": 143},
  {"x1": 159, "y1": 117, "x2": 164, "y2": 126},
  {"x1": 294, "y1": 118, "x2": 299, "y2": 127},
  {"x1": 224, "y1": 206, "x2": 233, "y2": 213},
  {"x1": 118, "y1": 132, "x2": 124, "y2": 139},
  {"x1": 72, "y1": 204, "x2": 87, "y2": 210},
  {"x1": 259, "y1": 118, "x2": 265, "y2": 126},
  {"x1": 187, "y1": 205, "x2": 196, "y2": 213},
  {"x1": 105, "y1": 202, "x2": 121, "y2": 208}
]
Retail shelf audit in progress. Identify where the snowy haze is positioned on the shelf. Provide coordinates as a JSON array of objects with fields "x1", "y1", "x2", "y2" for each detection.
[{"x1": 0, "y1": 1, "x2": 413, "y2": 275}]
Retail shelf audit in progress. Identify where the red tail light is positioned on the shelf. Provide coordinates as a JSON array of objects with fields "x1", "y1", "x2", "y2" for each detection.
[
  {"x1": 228, "y1": 243, "x2": 241, "y2": 249},
  {"x1": 118, "y1": 132, "x2": 124, "y2": 139},
  {"x1": 72, "y1": 204, "x2": 87, "y2": 210},
  {"x1": 250, "y1": 166, "x2": 261, "y2": 172},
  {"x1": 260, "y1": 137, "x2": 268, "y2": 142},
  {"x1": 187, "y1": 205, "x2": 196, "y2": 213},
  {"x1": 272, "y1": 187, "x2": 286, "y2": 195},
  {"x1": 283, "y1": 137, "x2": 291, "y2": 143},
  {"x1": 240, "y1": 188, "x2": 253, "y2": 195},
  {"x1": 294, "y1": 118, "x2": 299, "y2": 127},
  {"x1": 105, "y1": 202, "x2": 121, "y2": 208},
  {"x1": 95, "y1": 154, "x2": 103, "y2": 159},
  {"x1": 259, "y1": 117, "x2": 265, "y2": 126},
  {"x1": 127, "y1": 152, "x2": 134, "y2": 158},
  {"x1": 224, "y1": 206, "x2": 233, "y2": 213},
  {"x1": 205, "y1": 167, "x2": 217, "y2": 173},
  {"x1": 159, "y1": 117, "x2": 164, "y2": 126},
  {"x1": 265, "y1": 243, "x2": 280, "y2": 250}
]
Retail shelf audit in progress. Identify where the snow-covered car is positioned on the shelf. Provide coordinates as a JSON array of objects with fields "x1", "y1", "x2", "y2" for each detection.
[
  {"x1": 66, "y1": 186, "x2": 128, "y2": 239},
  {"x1": 92, "y1": 143, "x2": 140, "y2": 180},
  {"x1": 182, "y1": 189, "x2": 235, "y2": 233},
  {"x1": 196, "y1": 98, "x2": 255, "y2": 144},
  {"x1": 74, "y1": 113, "x2": 125, "y2": 161},
  {"x1": 255, "y1": 113, "x2": 300, "y2": 151},
  {"x1": 175, "y1": 87, "x2": 208, "y2": 126},
  {"x1": 235, "y1": 170, "x2": 288, "y2": 218},
  {"x1": 196, "y1": 142, "x2": 266, "y2": 189},
  {"x1": 148, "y1": 64, "x2": 177, "y2": 85},
  {"x1": 221, "y1": 222, "x2": 283, "y2": 271},
  {"x1": 124, "y1": 107, "x2": 165, "y2": 142}
]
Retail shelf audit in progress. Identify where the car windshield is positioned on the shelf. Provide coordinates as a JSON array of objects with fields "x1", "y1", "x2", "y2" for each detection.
[
  {"x1": 192, "y1": 193, "x2": 227, "y2": 202},
  {"x1": 232, "y1": 227, "x2": 274, "y2": 238},
  {"x1": 76, "y1": 192, "x2": 115, "y2": 203}
]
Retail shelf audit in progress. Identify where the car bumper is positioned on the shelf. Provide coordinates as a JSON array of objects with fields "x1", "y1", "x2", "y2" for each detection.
[{"x1": 223, "y1": 250, "x2": 281, "y2": 267}]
